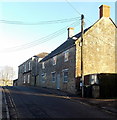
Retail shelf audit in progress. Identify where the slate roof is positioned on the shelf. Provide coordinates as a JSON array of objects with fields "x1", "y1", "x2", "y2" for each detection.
[{"x1": 41, "y1": 26, "x2": 91, "y2": 62}]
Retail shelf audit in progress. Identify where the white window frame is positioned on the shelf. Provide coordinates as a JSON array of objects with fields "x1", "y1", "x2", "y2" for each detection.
[
  {"x1": 28, "y1": 61, "x2": 31, "y2": 70},
  {"x1": 42, "y1": 62, "x2": 45, "y2": 69},
  {"x1": 24, "y1": 64, "x2": 26, "y2": 72},
  {"x1": 23, "y1": 75, "x2": 26, "y2": 83},
  {"x1": 63, "y1": 69, "x2": 68, "y2": 83},
  {"x1": 52, "y1": 56, "x2": 57, "y2": 65},
  {"x1": 27, "y1": 74, "x2": 30, "y2": 83},
  {"x1": 51, "y1": 72, "x2": 56, "y2": 82},
  {"x1": 90, "y1": 74, "x2": 98, "y2": 85},
  {"x1": 64, "y1": 50, "x2": 69, "y2": 62}
]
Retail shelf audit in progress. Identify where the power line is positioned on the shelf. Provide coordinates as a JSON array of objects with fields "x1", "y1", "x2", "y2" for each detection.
[
  {"x1": 0, "y1": 17, "x2": 80, "y2": 25},
  {"x1": 1, "y1": 20, "x2": 80, "y2": 53},
  {"x1": 65, "y1": 0, "x2": 81, "y2": 16},
  {"x1": 65, "y1": 0, "x2": 92, "y2": 24}
]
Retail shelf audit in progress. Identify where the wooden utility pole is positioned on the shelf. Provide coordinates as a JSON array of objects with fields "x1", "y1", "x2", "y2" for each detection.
[{"x1": 81, "y1": 14, "x2": 84, "y2": 97}]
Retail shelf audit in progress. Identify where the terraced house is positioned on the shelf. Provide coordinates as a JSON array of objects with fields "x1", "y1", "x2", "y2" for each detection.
[
  {"x1": 18, "y1": 53, "x2": 48, "y2": 86},
  {"x1": 18, "y1": 5, "x2": 117, "y2": 98},
  {"x1": 37, "y1": 5, "x2": 117, "y2": 98}
]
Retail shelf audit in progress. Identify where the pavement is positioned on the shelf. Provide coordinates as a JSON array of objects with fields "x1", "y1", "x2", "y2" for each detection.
[{"x1": 38, "y1": 87, "x2": 117, "y2": 116}]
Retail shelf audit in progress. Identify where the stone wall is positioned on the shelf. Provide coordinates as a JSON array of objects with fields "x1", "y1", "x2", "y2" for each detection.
[
  {"x1": 75, "y1": 17, "x2": 117, "y2": 77},
  {"x1": 38, "y1": 46, "x2": 76, "y2": 94}
]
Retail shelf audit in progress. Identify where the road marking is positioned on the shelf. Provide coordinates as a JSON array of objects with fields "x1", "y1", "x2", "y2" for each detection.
[
  {"x1": 2, "y1": 88, "x2": 10, "y2": 119},
  {"x1": 0, "y1": 87, "x2": 2, "y2": 119}
]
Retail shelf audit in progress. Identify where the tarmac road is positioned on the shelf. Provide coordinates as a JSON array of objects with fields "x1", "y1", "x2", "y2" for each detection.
[{"x1": 3, "y1": 86, "x2": 117, "y2": 119}]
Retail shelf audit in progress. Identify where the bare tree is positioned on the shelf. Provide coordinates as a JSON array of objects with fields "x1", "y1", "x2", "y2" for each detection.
[{"x1": 0, "y1": 66, "x2": 15, "y2": 86}]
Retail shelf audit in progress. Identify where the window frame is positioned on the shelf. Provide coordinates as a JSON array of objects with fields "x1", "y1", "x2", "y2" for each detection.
[
  {"x1": 52, "y1": 56, "x2": 57, "y2": 65},
  {"x1": 64, "y1": 50, "x2": 69, "y2": 62},
  {"x1": 63, "y1": 69, "x2": 68, "y2": 83},
  {"x1": 23, "y1": 75, "x2": 26, "y2": 83},
  {"x1": 28, "y1": 61, "x2": 31, "y2": 70},
  {"x1": 51, "y1": 72, "x2": 56, "y2": 82},
  {"x1": 42, "y1": 62, "x2": 45, "y2": 69},
  {"x1": 27, "y1": 74, "x2": 30, "y2": 83}
]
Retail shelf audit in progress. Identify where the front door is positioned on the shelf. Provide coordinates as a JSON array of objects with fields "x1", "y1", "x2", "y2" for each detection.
[{"x1": 56, "y1": 74, "x2": 60, "y2": 89}]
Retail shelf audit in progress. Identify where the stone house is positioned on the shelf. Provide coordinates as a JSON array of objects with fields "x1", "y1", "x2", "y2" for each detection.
[
  {"x1": 37, "y1": 5, "x2": 117, "y2": 97},
  {"x1": 18, "y1": 52, "x2": 48, "y2": 86}
]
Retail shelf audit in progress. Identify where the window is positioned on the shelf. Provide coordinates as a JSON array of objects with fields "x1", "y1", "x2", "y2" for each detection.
[
  {"x1": 24, "y1": 64, "x2": 26, "y2": 72},
  {"x1": 90, "y1": 74, "x2": 98, "y2": 85},
  {"x1": 52, "y1": 56, "x2": 57, "y2": 65},
  {"x1": 28, "y1": 61, "x2": 31, "y2": 70},
  {"x1": 64, "y1": 50, "x2": 69, "y2": 62},
  {"x1": 23, "y1": 75, "x2": 26, "y2": 83},
  {"x1": 51, "y1": 72, "x2": 56, "y2": 82},
  {"x1": 63, "y1": 69, "x2": 68, "y2": 82},
  {"x1": 41, "y1": 73, "x2": 46, "y2": 83},
  {"x1": 27, "y1": 74, "x2": 30, "y2": 83},
  {"x1": 42, "y1": 62, "x2": 45, "y2": 69}
]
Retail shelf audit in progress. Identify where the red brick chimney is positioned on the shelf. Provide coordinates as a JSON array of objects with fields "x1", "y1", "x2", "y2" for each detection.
[{"x1": 99, "y1": 5, "x2": 110, "y2": 18}]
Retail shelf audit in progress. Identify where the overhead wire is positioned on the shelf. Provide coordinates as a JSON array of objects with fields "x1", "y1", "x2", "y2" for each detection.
[
  {"x1": 1, "y1": 20, "x2": 81, "y2": 53},
  {"x1": 0, "y1": 17, "x2": 80, "y2": 25},
  {"x1": 65, "y1": 0, "x2": 93, "y2": 24},
  {"x1": 64, "y1": 0, "x2": 115, "y2": 47}
]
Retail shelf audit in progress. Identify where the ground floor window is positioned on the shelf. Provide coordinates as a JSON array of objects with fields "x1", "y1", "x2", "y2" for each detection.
[
  {"x1": 51, "y1": 72, "x2": 56, "y2": 82},
  {"x1": 27, "y1": 74, "x2": 30, "y2": 83},
  {"x1": 63, "y1": 69, "x2": 68, "y2": 82},
  {"x1": 23, "y1": 75, "x2": 26, "y2": 83}
]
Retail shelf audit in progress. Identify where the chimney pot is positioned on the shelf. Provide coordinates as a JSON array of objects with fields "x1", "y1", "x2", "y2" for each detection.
[
  {"x1": 68, "y1": 27, "x2": 74, "y2": 39},
  {"x1": 99, "y1": 5, "x2": 110, "y2": 18}
]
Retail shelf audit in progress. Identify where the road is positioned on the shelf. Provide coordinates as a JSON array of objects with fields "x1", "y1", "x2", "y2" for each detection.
[{"x1": 3, "y1": 86, "x2": 117, "y2": 119}]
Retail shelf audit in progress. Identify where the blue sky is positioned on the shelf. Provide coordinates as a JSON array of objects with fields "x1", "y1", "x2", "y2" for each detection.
[{"x1": 0, "y1": 1, "x2": 116, "y2": 79}]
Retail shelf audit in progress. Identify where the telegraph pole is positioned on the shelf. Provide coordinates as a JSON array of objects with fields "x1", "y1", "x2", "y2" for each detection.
[{"x1": 81, "y1": 14, "x2": 84, "y2": 97}]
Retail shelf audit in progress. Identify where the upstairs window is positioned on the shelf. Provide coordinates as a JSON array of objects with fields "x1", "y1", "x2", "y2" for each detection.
[
  {"x1": 52, "y1": 56, "x2": 57, "y2": 65},
  {"x1": 51, "y1": 72, "x2": 56, "y2": 82},
  {"x1": 63, "y1": 69, "x2": 68, "y2": 82},
  {"x1": 24, "y1": 64, "x2": 27, "y2": 72},
  {"x1": 28, "y1": 61, "x2": 31, "y2": 70},
  {"x1": 42, "y1": 62, "x2": 45, "y2": 69},
  {"x1": 64, "y1": 50, "x2": 69, "y2": 62}
]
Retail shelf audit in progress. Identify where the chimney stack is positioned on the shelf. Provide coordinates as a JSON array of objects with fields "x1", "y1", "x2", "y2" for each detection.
[
  {"x1": 99, "y1": 5, "x2": 110, "y2": 18},
  {"x1": 68, "y1": 27, "x2": 74, "y2": 39}
]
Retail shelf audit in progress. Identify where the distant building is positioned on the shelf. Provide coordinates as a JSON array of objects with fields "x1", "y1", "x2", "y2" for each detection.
[{"x1": 17, "y1": 52, "x2": 48, "y2": 86}]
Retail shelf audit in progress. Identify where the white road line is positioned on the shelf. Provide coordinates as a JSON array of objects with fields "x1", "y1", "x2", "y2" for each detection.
[
  {"x1": 0, "y1": 87, "x2": 2, "y2": 119},
  {"x1": 2, "y1": 88, "x2": 10, "y2": 119}
]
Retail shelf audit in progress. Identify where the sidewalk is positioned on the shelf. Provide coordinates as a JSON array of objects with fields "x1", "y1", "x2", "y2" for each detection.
[{"x1": 40, "y1": 87, "x2": 117, "y2": 116}]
